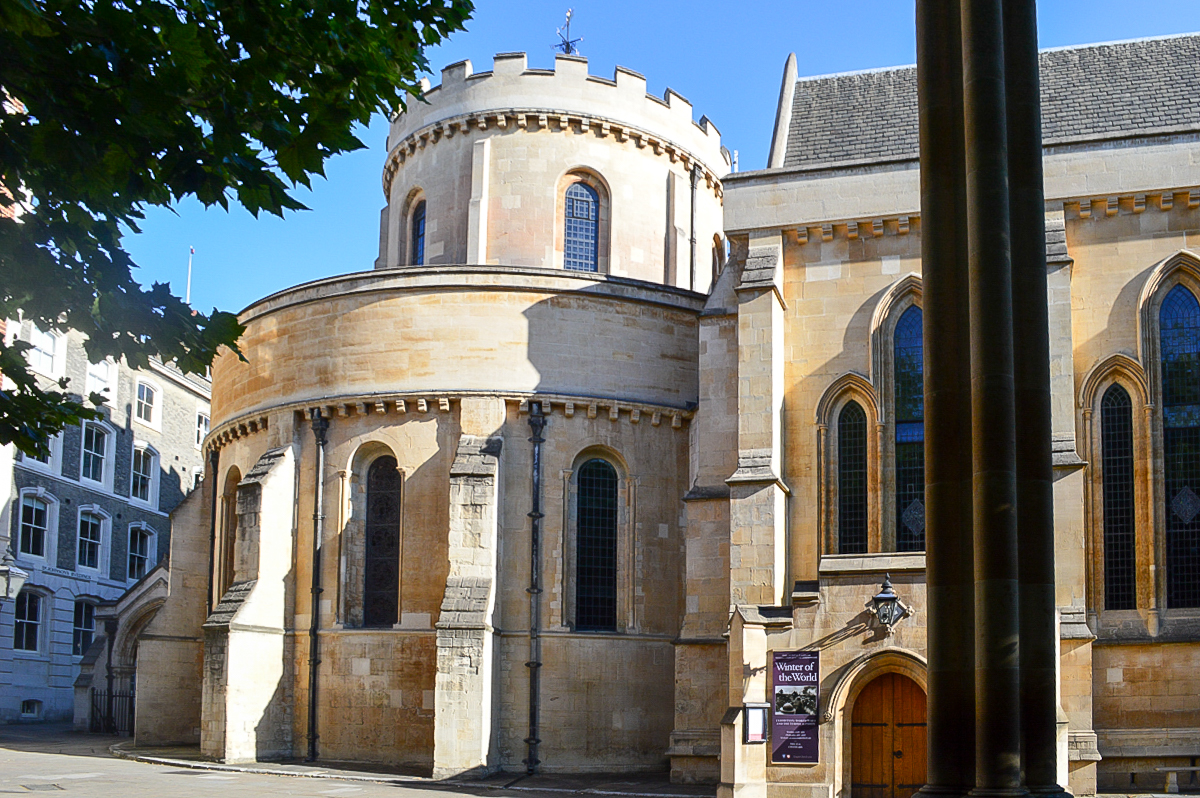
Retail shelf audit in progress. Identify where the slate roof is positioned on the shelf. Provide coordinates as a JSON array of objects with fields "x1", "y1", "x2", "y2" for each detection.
[{"x1": 783, "y1": 33, "x2": 1200, "y2": 170}]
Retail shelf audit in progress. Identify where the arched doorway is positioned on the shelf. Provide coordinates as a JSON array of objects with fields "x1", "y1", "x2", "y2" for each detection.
[{"x1": 850, "y1": 672, "x2": 927, "y2": 798}]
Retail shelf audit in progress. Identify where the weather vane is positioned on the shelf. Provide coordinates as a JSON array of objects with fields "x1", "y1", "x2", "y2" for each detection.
[{"x1": 553, "y1": 9, "x2": 582, "y2": 56}]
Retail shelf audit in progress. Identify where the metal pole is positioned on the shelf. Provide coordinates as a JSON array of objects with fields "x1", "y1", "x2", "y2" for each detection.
[
  {"x1": 307, "y1": 410, "x2": 329, "y2": 762},
  {"x1": 524, "y1": 403, "x2": 546, "y2": 775}
]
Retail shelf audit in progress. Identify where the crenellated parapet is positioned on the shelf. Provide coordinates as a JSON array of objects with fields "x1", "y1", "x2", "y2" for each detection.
[{"x1": 383, "y1": 52, "x2": 729, "y2": 199}]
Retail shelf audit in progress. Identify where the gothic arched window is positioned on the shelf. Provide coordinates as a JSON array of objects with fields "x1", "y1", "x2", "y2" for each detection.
[
  {"x1": 575, "y1": 458, "x2": 618, "y2": 630},
  {"x1": 563, "y1": 183, "x2": 599, "y2": 272},
  {"x1": 838, "y1": 401, "x2": 869, "y2": 554},
  {"x1": 410, "y1": 200, "x2": 426, "y2": 266},
  {"x1": 363, "y1": 456, "x2": 402, "y2": 627},
  {"x1": 1161, "y1": 284, "x2": 1200, "y2": 607},
  {"x1": 1101, "y1": 384, "x2": 1136, "y2": 610},
  {"x1": 893, "y1": 306, "x2": 925, "y2": 551}
]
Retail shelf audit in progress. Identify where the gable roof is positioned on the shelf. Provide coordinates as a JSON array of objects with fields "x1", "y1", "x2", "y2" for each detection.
[{"x1": 781, "y1": 33, "x2": 1200, "y2": 171}]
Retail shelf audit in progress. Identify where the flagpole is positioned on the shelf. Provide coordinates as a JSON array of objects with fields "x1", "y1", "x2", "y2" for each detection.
[{"x1": 186, "y1": 246, "x2": 194, "y2": 305}]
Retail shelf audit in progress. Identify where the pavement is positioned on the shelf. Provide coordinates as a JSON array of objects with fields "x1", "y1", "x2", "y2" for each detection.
[
  {"x1": 0, "y1": 722, "x2": 715, "y2": 798},
  {"x1": 1, "y1": 723, "x2": 1191, "y2": 798}
]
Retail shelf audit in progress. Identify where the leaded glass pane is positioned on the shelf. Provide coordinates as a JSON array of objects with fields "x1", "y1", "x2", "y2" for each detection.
[
  {"x1": 364, "y1": 456, "x2": 402, "y2": 627},
  {"x1": 1162, "y1": 285, "x2": 1200, "y2": 607},
  {"x1": 1101, "y1": 385, "x2": 1136, "y2": 610},
  {"x1": 564, "y1": 183, "x2": 599, "y2": 272},
  {"x1": 894, "y1": 306, "x2": 925, "y2": 551},
  {"x1": 838, "y1": 402, "x2": 868, "y2": 554},
  {"x1": 576, "y1": 459, "x2": 617, "y2": 631},
  {"x1": 411, "y1": 201, "x2": 426, "y2": 266}
]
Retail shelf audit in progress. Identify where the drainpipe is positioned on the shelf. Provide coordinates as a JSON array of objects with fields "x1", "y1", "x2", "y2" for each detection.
[
  {"x1": 206, "y1": 448, "x2": 220, "y2": 614},
  {"x1": 307, "y1": 410, "x2": 329, "y2": 762},
  {"x1": 689, "y1": 165, "x2": 698, "y2": 291},
  {"x1": 524, "y1": 403, "x2": 546, "y2": 775}
]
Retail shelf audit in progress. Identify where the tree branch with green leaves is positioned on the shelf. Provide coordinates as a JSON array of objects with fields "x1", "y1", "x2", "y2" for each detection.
[{"x1": 0, "y1": 0, "x2": 472, "y2": 454}]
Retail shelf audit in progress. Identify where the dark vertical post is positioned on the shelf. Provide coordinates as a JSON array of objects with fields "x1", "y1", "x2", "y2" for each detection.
[
  {"x1": 960, "y1": 0, "x2": 1026, "y2": 794},
  {"x1": 307, "y1": 410, "x2": 329, "y2": 762},
  {"x1": 206, "y1": 448, "x2": 220, "y2": 614},
  {"x1": 104, "y1": 617, "x2": 117, "y2": 733},
  {"x1": 1004, "y1": 2, "x2": 1067, "y2": 795},
  {"x1": 525, "y1": 403, "x2": 546, "y2": 775},
  {"x1": 916, "y1": 1, "x2": 976, "y2": 796}
]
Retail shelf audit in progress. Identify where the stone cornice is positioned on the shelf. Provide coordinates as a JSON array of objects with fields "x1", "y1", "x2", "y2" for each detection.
[
  {"x1": 205, "y1": 390, "x2": 696, "y2": 454},
  {"x1": 239, "y1": 264, "x2": 708, "y2": 323},
  {"x1": 382, "y1": 108, "x2": 724, "y2": 201}
]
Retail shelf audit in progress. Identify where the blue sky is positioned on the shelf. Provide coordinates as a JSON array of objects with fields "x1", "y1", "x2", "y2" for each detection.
[{"x1": 123, "y1": 0, "x2": 1200, "y2": 316}]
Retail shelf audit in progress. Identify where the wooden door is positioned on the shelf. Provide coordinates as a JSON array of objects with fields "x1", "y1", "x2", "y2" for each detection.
[{"x1": 851, "y1": 673, "x2": 927, "y2": 798}]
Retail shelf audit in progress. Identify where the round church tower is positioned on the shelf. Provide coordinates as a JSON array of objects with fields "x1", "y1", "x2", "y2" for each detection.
[
  {"x1": 192, "y1": 54, "x2": 728, "y2": 776},
  {"x1": 379, "y1": 51, "x2": 728, "y2": 288}
]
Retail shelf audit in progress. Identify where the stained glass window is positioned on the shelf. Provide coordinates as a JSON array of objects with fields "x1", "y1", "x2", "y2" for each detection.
[
  {"x1": 576, "y1": 459, "x2": 618, "y2": 631},
  {"x1": 894, "y1": 306, "x2": 925, "y2": 552},
  {"x1": 363, "y1": 456, "x2": 402, "y2": 627},
  {"x1": 1162, "y1": 285, "x2": 1200, "y2": 607},
  {"x1": 838, "y1": 401, "x2": 869, "y2": 554},
  {"x1": 564, "y1": 183, "x2": 599, "y2": 272},
  {"x1": 1101, "y1": 385, "x2": 1136, "y2": 610},
  {"x1": 411, "y1": 201, "x2": 426, "y2": 266}
]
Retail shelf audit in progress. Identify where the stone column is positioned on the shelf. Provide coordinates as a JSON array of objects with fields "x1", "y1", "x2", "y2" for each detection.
[
  {"x1": 1004, "y1": 3, "x2": 1067, "y2": 795},
  {"x1": 961, "y1": 0, "x2": 1025, "y2": 792},
  {"x1": 915, "y1": 1, "x2": 975, "y2": 796}
]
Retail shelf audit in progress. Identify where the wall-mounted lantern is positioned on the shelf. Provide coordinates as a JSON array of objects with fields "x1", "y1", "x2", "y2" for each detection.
[
  {"x1": 868, "y1": 574, "x2": 911, "y2": 632},
  {"x1": 1, "y1": 545, "x2": 29, "y2": 601}
]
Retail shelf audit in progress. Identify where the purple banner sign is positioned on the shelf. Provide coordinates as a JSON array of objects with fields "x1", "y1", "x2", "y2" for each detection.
[{"x1": 771, "y1": 650, "x2": 819, "y2": 764}]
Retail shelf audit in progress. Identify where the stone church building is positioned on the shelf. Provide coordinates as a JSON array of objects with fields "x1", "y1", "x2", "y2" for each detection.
[{"x1": 121, "y1": 33, "x2": 1200, "y2": 798}]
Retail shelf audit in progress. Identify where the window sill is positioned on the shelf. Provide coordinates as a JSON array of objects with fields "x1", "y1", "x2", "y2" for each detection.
[{"x1": 818, "y1": 552, "x2": 925, "y2": 574}]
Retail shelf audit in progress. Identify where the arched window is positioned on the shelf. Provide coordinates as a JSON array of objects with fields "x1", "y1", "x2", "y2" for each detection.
[
  {"x1": 410, "y1": 200, "x2": 426, "y2": 266},
  {"x1": 893, "y1": 306, "x2": 925, "y2": 552},
  {"x1": 215, "y1": 466, "x2": 242, "y2": 603},
  {"x1": 1160, "y1": 284, "x2": 1200, "y2": 607},
  {"x1": 575, "y1": 459, "x2": 618, "y2": 631},
  {"x1": 1101, "y1": 384, "x2": 1136, "y2": 610},
  {"x1": 363, "y1": 455, "x2": 402, "y2": 627},
  {"x1": 563, "y1": 183, "x2": 599, "y2": 272},
  {"x1": 838, "y1": 401, "x2": 869, "y2": 554}
]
